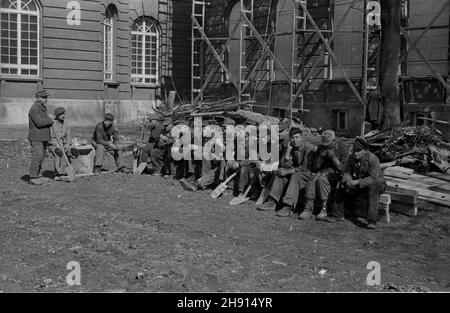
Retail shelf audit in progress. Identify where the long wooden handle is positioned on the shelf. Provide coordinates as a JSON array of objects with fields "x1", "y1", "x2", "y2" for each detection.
[
  {"x1": 51, "y1": 126, "x2": 72, "y2": 168},
  {"x1": 222, "y1": 172, "x2": 237, "y2": 185}
]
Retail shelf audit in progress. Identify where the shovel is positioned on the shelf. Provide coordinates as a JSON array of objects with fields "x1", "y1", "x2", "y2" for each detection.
[
  {"x1": 51, "y1": 127, "x2": 75, "y2": 182},
  {"x1": 134, "y1": 162, "x2": 148, "y2": 175},
  {"x1": 211, "y1": 172, "x2": 237, "y2": 199},
  {"x1": 229, "y1": 184, "x2": 252, "y2": 206}
]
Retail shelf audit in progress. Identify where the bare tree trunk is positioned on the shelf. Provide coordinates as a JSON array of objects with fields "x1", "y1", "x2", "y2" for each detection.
[{"x1": 379, "y1": 0, "x2": 402, "y2": 129}]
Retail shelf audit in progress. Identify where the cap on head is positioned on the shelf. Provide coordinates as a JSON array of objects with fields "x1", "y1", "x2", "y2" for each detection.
[
  {"x1": 353, "y1": 136, "x2": 369, "y2": 151},
  {"x1": 36, "y1": 89, "x2": 49, "y2": 98},
  {"x1": 321, "y1": 130, "x2": 336, "y2": 144},
  {"x1": 54, "y1": 107, "x2": 65, "y2": 117},
  {"x1": 222, "y1": 117, "x2": 236, "y2": 126},
  {"x1": 104, "y1": 113, "x2": 115, "y2": 122},
  {"x1": 289, "y1": 127, "x2": 302, "y2": 137}
]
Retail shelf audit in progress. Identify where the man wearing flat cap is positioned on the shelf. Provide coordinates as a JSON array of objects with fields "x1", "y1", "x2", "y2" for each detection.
[
  {"x1": 91, "y1": 113, "x2": 128, "y2": 174},
  {"x1": 258, "y1": 127, "x2": 314, "y2": 218},
  {"x1": 27, "y1": 89, "x2": 54, "y2": 185},
  {"x1": 137, "y1": 114, "x2": 172, "y2": 175},
  {"x1": 302, "y1": 130, "x2": 349, "y2": 221},
  {"x1": 338, "y1": 137, "x2": 386, "y2": 229},
  {"x1": 48, "y1": 107, "x2": 75, "y2": 179}
]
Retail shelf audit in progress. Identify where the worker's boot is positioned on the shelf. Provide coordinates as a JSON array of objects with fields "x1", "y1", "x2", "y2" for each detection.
[
  {"x1": 257, "y1": 197, "x2": 277, "y2": 211},
  {"x1": 299, "y1": 205, "x2": 313, "y2": 220},
  {"x1": 94, "y1": 166, "x2": 102, "y2": 175},
  {"x1": 316, "y1": 200, "x2": 328, "y2": 221},
  {"x1": 29, "y1": 177, "x2": 43, "y2": 185},
  {"x1": 276, "y1": 204, "x2": 292, "y2": 218}
]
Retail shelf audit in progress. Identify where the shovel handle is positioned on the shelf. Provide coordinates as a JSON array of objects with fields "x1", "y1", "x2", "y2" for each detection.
[{"x1": 51, "y1": 126, "x2": 73, "y2": 171}]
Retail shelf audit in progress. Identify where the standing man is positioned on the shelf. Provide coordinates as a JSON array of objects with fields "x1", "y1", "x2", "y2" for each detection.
[
  {"x1": 92, "y1": 113, "x2": 128, "y2": 174},
  {"x1": 340, "y1": 137, "x2": 386, "y2": 229},
  {"x1": 28, "y1": 90, "x2": 54, "y2": 185},
  {"x1": 48, "y1": 107, "x2": 74, "y2": 179}
]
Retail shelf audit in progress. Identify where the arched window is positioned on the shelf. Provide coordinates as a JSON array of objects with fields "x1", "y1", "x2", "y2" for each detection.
[
  {"x1": 103, "y1": 5, "x2": 116, "y2": 81},
  {"x1": 131, "y1": 17, "x2": 159, "y2": 85},
  {"x1": 0, "y1": 0, "x2": 40, "y2": 77}
]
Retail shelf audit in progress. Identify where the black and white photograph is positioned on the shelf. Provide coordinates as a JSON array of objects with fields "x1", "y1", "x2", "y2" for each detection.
[{"x1": 0, "y1": 0, "x2": 449, "y2": 297}]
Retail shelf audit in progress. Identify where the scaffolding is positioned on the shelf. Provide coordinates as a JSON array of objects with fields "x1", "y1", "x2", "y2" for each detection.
[{"x1": 190, "y1": 0, "x2": 450, "y2": 133}]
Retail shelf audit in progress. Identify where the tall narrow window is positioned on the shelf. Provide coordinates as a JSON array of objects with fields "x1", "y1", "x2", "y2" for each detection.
[
  {"x1": 131, "y1": 17, "x2": 159, "y2": 85},
  {"x1": 0, "y1": 0, "x2": 39, "y2": 77},
  {"x1": 103, "y1": 7, "x2": 114, "y2": 81}
]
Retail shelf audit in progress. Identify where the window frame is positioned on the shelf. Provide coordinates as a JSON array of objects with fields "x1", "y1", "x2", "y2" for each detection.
[
  {"x1": 130, "y1": 17, "x2": 160, "y2": 87},
  {"x1": 336, "y1": 110, "x2": 348, "y2": 131},
  {"x1": 0, "y1": 0, "x2": 40, "y2": 78},
  {"x1": 103, "y1": 9, "x2": 114, "y2": 82}
]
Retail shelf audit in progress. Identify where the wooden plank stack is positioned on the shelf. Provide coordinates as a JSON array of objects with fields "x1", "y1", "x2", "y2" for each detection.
[{"x1": 383, "y1": 165, "x2": 450, "y2": 211}]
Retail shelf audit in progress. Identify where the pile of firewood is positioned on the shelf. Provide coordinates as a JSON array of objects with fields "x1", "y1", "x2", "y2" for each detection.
[{"x1": 367, "y1": 126, "x2": 450, "y2": 173}]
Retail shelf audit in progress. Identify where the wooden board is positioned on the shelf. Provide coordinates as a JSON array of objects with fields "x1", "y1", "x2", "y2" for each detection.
[
  {"x1": 388, "y1": 191, "x2": 418, "y2": 204},
  {"x1": 391, "y1": 201, "x2": 418, "y2": 217},
  {"x1": 387, "y1": 177, "x2": 450, "y2": 197},
  {"x1": 386, "y1": 179, "x2": 450, "y2": 207},
  {"x1": 425, "y1": 172, "x2": 450, "y2": 183},
  {"x1": 386, "y1": 185, "x2": 419, "y2": 197}
]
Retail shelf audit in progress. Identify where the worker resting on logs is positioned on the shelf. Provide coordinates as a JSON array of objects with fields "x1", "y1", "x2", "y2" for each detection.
[
  {"x1": 91, "y1": 113, "x2": 129, "y2": 174},
  {"x1": 257, "y1": 127, "x2": 314, "y2": 218}
]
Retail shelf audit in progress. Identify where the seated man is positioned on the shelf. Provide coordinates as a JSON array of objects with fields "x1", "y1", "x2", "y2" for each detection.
[
  {"x1": 257, "y1": 127, "x2": 314, "y2": 218},
  {"x1": 180, "y1": 131, "x2": 226, "y2": 191},
  {"x1": 228, "y1": 134, "x2": 261, "y2": 204},
  {"x1": 302, "y1": 130, "x2": 348, "y2": 221},
  {"x1": 148, "y1": 117, "x2": 174, "y2": 176},
  {"x1": 138, "y1": 114, "x2": 164, "y2": 173},
  {"x1": 48, "y1": 107, "x2": 78, "y2": 179},
  {"x1": 91, "y1": 113, "x2": 128, "y2": 174},
  {"x1": 339, "y1": 137, "x2": 386, "y2": 229}
]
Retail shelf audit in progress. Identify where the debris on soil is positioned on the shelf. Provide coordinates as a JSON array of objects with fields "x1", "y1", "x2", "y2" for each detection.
[
  {"x1": 40, "y1": 278, "x2": 53, "y2": 288},
  {"x1": 319, "y1": 269, "x2": 328, "y2": 277},
  {"x1": 381, "y1": 282, "x2": 431, "y2": 293},
  {"x1": 368, "y1": 126, "x2": 450, "y2": 173}
]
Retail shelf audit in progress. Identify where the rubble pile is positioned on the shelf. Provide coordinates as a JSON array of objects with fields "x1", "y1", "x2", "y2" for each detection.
[{"x1": 368, "y1": 125, "x2": 450, "y2": 173}]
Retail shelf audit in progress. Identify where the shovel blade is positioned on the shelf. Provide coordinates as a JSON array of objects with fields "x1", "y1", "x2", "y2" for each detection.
[{"x1": 229, "y1": 197, "x2": 250, "y2": 206}]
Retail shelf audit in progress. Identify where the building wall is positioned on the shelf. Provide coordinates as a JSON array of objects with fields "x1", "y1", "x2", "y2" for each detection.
[{"x1": 0, "y1": 0, "x2": 192, "y2": 125}]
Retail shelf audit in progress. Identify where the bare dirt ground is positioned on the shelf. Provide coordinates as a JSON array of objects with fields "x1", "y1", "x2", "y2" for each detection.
[{"x1": 0, "y1": 125, "x2": 449, "y2": 292}]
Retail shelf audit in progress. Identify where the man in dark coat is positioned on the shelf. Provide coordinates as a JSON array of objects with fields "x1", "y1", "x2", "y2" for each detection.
[
  {"x1": 339, "y1": 137, "x2": 386, "y2": 229},
  {"x1": 138, "y1": 114, "x2": 165, "y2": 174},
  {"x1": 28, "y1": 90, "x2": 54, "y2": 185},
  {"x1": 91, "y1": 113, "x2": 128, "y2": 174},
  {"x1": 257, "y1": 127, "x2": 314, "y2": 218}
]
